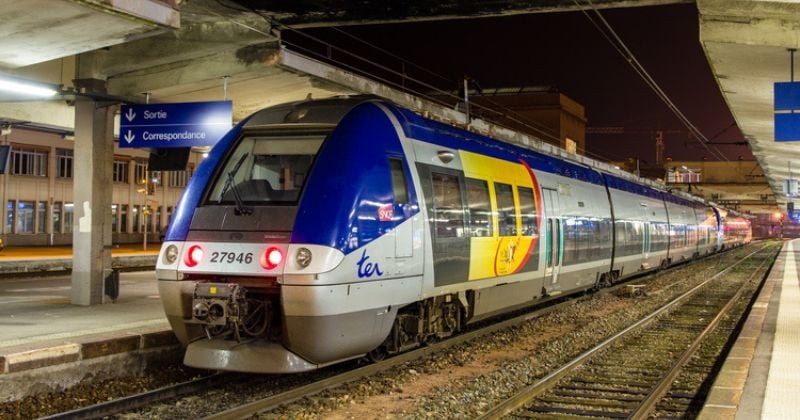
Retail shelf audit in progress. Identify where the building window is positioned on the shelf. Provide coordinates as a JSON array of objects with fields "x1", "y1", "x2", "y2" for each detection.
[
  {"x1": 120, "y1": 204, "x2": 128, "y2": 233},
  {"x1": 134, "y1": 160, "x2": 148, "y2": 185},
  {"x1": 168, "y1": 166, "x2": 194, "y2": 188},
  {"x1": 6, "y1": 201, "x2": 12, "y2": 233},
  {"x1": 145, "y1": 170, "x2": 160, "y2": 195},
  {"x1": 52, "y1": 202, "x2": 62, "y2": 233},
  {"x1": 64, "y1": 203, "x2": 74, "y2": 233},
  {"x1": 10, "y1": 147, "x2": 48, "y2": 176},
  {"x1": 132, "y1": 205, "x2": 140, "y2": 233},
  {"x1": 156, "y1": 206, "x2": 163, "y2": 232},
  {"x1": 37, "y1": 201, "x2": 47, "y2": 233},
  {"x1": 113, "y1": 160, "x2": 129, "y2": 183},
  {"x1": 166, "y1": 206, "x2": 173, "y2": 231},
  {"x1": 16, "y1": 201, "x2": 34, "y2": 233},
  {"x1": 111, "y1": 204, "x2": 118, "y2": 233},
  {"x1": 57, "y1": 149, "x2": 73, "y2": 178}
]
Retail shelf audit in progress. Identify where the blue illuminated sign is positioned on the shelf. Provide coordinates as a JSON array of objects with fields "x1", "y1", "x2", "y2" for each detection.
[
  {"x1": 119, "y1": 101, "x2": 232, "y2": 148},
  {"x1": 775, "y1": 82, "x2": 800, "y2": 110},
  {"x1": 775, "y1": 82, "x2": 800, "y2": 141}
]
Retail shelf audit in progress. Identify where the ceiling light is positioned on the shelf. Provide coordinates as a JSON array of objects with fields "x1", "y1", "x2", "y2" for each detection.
[{"x1": 0, "y1": 76, "x2": 57, "y2": 97}]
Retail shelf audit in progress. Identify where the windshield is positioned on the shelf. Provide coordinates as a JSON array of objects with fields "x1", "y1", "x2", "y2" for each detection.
[{"x1": 207, "y1": 133, "x2": 325, "y2": 204}]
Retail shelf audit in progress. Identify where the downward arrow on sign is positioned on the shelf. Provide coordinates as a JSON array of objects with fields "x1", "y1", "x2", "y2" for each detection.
[
  {"x1": 124, "y1": 130, "x2": 135, "y2": 144},
  {"x1": 125, "y1": 108, "x2": 136, "y2": 122}
]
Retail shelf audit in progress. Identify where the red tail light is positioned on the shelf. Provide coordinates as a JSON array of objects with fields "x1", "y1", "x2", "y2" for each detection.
[
  {"x1": 184, "y1": 245, "x2": 204, "y2": 267},
  {"x1": 260, "y1": 247, "x2": 283, "y2": 270}
]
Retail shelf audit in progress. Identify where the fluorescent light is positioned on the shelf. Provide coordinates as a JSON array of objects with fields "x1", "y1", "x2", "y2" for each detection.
[{"x1": 0, "y1": 77, "x2": 57, "y2": 97}]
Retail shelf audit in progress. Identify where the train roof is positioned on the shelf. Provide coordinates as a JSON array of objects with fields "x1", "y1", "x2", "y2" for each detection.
[
  {"x1": 241, "y1": 95, "x2": 713, "y2": 210},
  {"x1": 242, "y1": 95, "x2": 382, "y2": 128}
]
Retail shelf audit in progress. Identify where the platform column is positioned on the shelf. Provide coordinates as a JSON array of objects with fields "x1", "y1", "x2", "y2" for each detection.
[{"x1": 71, "y1": 78, "x2": 115, "y2": 306}]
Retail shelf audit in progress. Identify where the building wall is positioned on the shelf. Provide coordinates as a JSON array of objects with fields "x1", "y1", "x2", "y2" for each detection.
[
  {"x1": 470, "y1": 90, "x2": 587, "y2": 154},
  {"x1": 0, "y1": 127, "x2": 200, "y2": 246},
  {"x1": 436, "y1": 87, "x2": 587, "y2": 155}
]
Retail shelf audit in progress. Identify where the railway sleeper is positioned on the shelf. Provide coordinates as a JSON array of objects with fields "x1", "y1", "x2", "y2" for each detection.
[
  {"x1": 525, "y1": 405, "x2": 629, "y2": 419},
  {"x1": 537, "y1": 395, "x2": 641, "y2": 409},
  {"x1": 560, "y1": 383, "x2": 651, "y2": 395},
  {"x1": 554, "y1": 389, "x2": 645, "y2": 402}
]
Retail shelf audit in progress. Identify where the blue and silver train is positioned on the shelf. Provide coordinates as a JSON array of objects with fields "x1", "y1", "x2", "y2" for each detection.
[{"x1": 156, "y1": 96, "x2": 751, "y2": 373}]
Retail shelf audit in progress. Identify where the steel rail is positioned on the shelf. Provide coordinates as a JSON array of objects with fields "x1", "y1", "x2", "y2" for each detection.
[
  {"x1": 477, "y1": 244, "x2": 770, "y2": 420},
  {"x1": 40, "y1": 373, "x2": 228, "y2": 420},
  {"x1": 629, "y1": 247, "x2": 774, "y2": 419},
  {"x1": 201, "y1": 294, "x2": 575, "y2": 420},
  {"x1": 41, "y1": 245, "x2": 752, "y2": 419},
  {"x1": 202, "y1": 247, "x2": 740, "y2": 420}
]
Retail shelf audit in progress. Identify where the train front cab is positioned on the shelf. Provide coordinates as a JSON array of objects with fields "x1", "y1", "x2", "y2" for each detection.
[{"x1": 157, "y1": 99, "x2": 429, "y2": 373}]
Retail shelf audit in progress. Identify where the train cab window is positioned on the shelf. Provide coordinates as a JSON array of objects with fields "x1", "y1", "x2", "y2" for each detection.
[
  {"x1": 207, "y1": 134, "x2": 325, "y2": 204},
  {"x1": 465, "y1": 178, "x2": 492, "y2": 237},
  {"x1": 495, "y1": 183, "x2": 517, "y2": 236},
  {"x1": 431, "y1": 172, "x2": 466, "y2": 238},
  {"x1": 518, "y1": 186, "x2": 538, "y2": 236},
  {"x1": 389, "y1": 158, "x2": 409, "y2": 203}
]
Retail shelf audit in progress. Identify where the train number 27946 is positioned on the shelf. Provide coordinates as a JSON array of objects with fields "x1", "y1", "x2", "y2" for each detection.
[{"x1": 210, "y1": 251, "x2": 254, "y2": 264}]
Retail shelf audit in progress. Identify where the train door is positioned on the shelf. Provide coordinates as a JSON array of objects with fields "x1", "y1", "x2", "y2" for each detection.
[
  {"x1": 543, "y1": 188, "x2": 562, "y2": 287},
  {"x1": 419, "y1": 167, "x2": 470, "y2": 287},
  {"x1": 390, "y1": 158, "x2": 413, "y2": 260}
]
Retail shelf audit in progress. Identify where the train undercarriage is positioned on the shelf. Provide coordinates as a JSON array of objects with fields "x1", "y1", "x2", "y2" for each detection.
[{"x1": 187, "y1": 278, "x2": 466, "y2": 365}]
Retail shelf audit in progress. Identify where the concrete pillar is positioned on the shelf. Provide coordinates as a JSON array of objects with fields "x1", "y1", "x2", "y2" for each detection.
[{"x1": 71, "y1": 79, "x2": 116, "y2": 306}]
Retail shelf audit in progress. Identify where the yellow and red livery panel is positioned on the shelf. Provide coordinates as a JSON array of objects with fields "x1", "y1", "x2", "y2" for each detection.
[{"x1": 459, "y1": 151, "x2": 542, "y2": 280}]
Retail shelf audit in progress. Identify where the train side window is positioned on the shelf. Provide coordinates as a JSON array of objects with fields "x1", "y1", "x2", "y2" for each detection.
[
  {"x1": 495, "y1": 182, "x2": 517, "y2": 236},
  {"x1": 517, "y1": 186, "x2": 537, "y2": 236},
  {"x1": 465, "y1": 178, "x2": 493, "y2": 237},
  {"x1": 431, "y1": 172, "x2": 465, "y2": 238},
  {"x1": 389, "y1": 158, "x2": 409, "y2": 203}
]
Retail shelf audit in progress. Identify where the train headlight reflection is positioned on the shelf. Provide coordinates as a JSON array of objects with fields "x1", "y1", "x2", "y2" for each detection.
[
  {"x1": 164, "y1": 245, "x2": 179, "y2": 264},
  {"x1": 296, "y1": 247, "x2": 312, "y2": 268}
]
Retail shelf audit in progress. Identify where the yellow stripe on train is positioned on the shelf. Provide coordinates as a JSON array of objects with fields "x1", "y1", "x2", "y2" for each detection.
[{"x1": 459, "y1": 150, "x2": 541, "y2": 281}]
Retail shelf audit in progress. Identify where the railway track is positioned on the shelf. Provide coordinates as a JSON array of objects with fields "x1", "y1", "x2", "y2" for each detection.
[
  {"x1": 478, "y1": 242, "x2": 778, "y2": 419},
  {"x1": 39, "y1": 373, "x2": 230, "y2": 420},
  {"x1": 39, "y1": 244, "x2": 770, "y2": 419}
]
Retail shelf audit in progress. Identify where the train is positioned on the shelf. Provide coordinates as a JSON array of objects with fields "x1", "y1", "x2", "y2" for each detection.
[{"x1": 156, "y1": 96, "x2": 752, "y2": 373}]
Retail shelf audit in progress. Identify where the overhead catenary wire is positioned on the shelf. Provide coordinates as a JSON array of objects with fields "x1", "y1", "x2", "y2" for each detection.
[
  {"x1": 197, "y1": 1, "x2": 630, "y2": 163},
  {"x1": 574, "y1": 0, "x2": 729, "y2": 161}
]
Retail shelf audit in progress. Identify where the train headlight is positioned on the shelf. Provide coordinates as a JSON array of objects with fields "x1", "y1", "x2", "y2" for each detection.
[
  {"x1": 184, "y1": 245, "x2": 204, "y2": 267},
  {"x1": 164, "y1": 245, "x2": 179, "y2": 264},
  {"x1": 260, "y1": 247, "x2": 283, "y2": 270},
  {"x1": 296, "y1": 247, "x2": 312, "y2": 268}
]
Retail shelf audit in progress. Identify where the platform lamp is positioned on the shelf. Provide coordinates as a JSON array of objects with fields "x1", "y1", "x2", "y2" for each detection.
[{"x1": 0, "y1": 74, "x2": 59, "y2": 98}]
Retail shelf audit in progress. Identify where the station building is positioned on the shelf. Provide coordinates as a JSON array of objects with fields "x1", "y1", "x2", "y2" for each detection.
[{"x1": 1, "y1": 126, "x2": 202, "y2": 246}]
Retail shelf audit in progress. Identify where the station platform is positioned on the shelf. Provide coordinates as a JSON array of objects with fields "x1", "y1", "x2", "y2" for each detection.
[
  {"x1": 0, "y1": 244, "x2": 159, "y2": 275},
  {"x1": 0, "y1": 246, "x2": 175, "y2": 402},
  {"x1": 700, "y1": 239, "x2": 800, "y2": 419}
]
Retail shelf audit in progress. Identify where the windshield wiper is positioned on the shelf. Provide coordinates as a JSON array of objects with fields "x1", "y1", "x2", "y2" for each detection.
[{"x1": 218, "y1": 153, "x2": 253, "y2": 215}]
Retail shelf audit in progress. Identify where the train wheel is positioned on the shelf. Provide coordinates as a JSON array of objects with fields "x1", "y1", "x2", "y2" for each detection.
[{"x1": 367, "y1": 346, "x2": 387, "y2": 363}]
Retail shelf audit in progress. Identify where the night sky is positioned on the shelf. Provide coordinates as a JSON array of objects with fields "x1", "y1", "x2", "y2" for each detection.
[{"x1": 284, "y1": 3, "x2": 751, "y2": 163}]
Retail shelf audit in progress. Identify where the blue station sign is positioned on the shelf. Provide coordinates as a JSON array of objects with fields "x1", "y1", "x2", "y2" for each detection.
[
  {"x1": 775, "y1": 82, "x2": 800, "y2": 142},
  {"x1": 119, "y1": 101, "x2": 232, "y2": 148}
]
